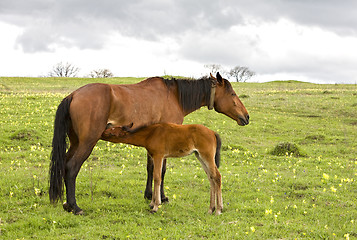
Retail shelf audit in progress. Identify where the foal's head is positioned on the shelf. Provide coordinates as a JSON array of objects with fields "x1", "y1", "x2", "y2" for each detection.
[
  {"x1": 210, "y1": 72, "x2": 250, "y2": 126},
  {"x1": 102, "y1": 123, "x2": 134, "y2": 138}
]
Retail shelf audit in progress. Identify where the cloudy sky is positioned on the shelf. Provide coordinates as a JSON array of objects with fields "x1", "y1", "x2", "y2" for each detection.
[{"x1": 1, "y1": 0, "x2": 357, "y2": 83}]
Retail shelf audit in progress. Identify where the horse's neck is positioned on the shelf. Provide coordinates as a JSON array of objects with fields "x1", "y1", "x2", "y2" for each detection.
[{"x1": 183, "y1": 105, "x2": 205, "y2": 116}]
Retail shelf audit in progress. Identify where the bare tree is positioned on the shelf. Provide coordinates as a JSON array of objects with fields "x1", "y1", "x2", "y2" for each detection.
[
  {"x1": 229, "y1": 66, "x2": 255, "y2": 82},
  {"x1": 204, "y1": 64, "x2": 222, "y2": 74},
  {"x1": 90, "y1": 69, "x2": 114, "y2": 78},
  {"x1": 48, "y1": 62, "x2": 80, "y2": 77}
]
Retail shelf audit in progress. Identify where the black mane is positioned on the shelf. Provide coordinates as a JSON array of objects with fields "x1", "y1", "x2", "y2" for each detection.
[{"x1": 162, "y1": 77, "x2": 213, "y2": 112}]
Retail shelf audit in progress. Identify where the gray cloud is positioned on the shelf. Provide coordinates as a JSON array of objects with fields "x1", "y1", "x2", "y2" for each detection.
[
  {"x1": 3, "y1": 0, "x2": 356, "y2": 53},
  {"x1": 1, "y1": 0, "x2": 357, "y2": 83}
]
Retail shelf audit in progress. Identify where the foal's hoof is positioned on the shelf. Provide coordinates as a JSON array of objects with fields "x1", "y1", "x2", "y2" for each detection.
[
  {"x1": 150, "y1": 206, "x2": 159, "y2": 213},
  {"x1": 150, "y1": 209, "x2": 157, "y2": 214},
  {"x1": 208, "y1": 206, "x2": 215, "y2": 215}
]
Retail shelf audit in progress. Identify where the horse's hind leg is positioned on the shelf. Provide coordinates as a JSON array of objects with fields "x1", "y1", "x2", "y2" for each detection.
[{"x1": 64, "y1": 142, "x2": 97, "y2": 215}]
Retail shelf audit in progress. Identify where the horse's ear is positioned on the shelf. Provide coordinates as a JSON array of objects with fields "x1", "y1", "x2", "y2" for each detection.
[
  {"x1": 210, "y1": 73, "x2": 217, "y2": 80},
  {"x1": 216, "y1": 72, "x2": 223, "y2": 85}
]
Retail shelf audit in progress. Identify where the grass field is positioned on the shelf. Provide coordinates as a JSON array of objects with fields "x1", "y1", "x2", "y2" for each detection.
[{"x1": 0, "y1": 77, "x2": 356, "y2": 239}]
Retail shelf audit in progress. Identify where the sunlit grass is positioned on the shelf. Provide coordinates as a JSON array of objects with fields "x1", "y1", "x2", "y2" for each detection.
[{"x1": 0, "y1": 77, "x2": 356, "y2": 239}]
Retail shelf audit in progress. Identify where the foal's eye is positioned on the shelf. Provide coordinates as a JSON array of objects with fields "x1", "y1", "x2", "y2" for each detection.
[{"x1": 231, "y1": 93, "x2": 236, "y2": 96}]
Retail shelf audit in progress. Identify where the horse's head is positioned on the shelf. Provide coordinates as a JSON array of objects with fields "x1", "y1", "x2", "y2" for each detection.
[{"x1": 210, "y1": 72, "x2": 250, "y2": 126}]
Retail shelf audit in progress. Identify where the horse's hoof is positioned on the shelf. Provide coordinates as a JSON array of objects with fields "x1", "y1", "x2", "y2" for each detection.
[
  {"x1": 161, "y1": 196, "x2": 169, "y2": 203},
  {"x1": 144, "y1": 192, "x2": 152, "y2": 200},
  {"x1": 74, "y1": 209, "x2": 84, "y2": 215},
  {"x1": 63, "y1": 202, "x2": 72, "y2": 212}
]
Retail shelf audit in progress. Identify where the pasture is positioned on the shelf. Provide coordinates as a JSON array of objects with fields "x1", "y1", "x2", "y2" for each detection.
[{"x1": 0, "y1": 77, "x2": 356, "y2": 239}]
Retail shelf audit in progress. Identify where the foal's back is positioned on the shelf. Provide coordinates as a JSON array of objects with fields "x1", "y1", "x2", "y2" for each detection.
[{"x1": 145, "y1": 123, "x2": 217, "y2": 158}]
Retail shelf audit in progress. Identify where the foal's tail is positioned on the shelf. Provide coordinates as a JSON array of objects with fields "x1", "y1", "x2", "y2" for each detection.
[
  {"x1": 49, "y1": 95, "x2": 72, "y2": 203},
  {"x1": 214, "y1": 133, "x2": 221, "y2": 168}
]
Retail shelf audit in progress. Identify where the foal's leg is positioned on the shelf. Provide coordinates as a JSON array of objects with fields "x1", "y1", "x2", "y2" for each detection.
[
  {"x1": 149, "y1": 156, "x2": 163, "y2": 213},
  {"x1": 196, "y1": 152, "x2": 223, "y2": 215},
  {"x1": 208, "y1": 177, "x2": 216, "y2": 215},
  {"x1": 213, "y1": 167, "x2": 223, "y2": 215},
  {"x1": 195, "y1": 152, "x2": 216, "y2": 214},
  {"x1": 145, "y1": 154, "x2": 168, "y2": 202}
]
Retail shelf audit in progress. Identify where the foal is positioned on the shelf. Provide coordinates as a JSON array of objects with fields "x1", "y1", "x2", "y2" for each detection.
[{"x1": 101, "y1": 123, "x2": 223, "y2": 215}]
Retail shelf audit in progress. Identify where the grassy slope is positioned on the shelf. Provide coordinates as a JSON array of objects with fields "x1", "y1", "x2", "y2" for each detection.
[{"x1": 0, "y1": 77, "x2": 356, "y2": 239}]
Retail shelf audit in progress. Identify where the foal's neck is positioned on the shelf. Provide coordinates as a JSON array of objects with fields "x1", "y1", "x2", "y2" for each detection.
[{"x1": 117, "y1": 126, "x2": 153, "y2": 148}]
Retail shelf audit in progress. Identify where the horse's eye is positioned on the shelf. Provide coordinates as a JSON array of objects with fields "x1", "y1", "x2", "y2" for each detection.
[{"x1": 231, "y1": 93, "x2": 236, "y2": 96}]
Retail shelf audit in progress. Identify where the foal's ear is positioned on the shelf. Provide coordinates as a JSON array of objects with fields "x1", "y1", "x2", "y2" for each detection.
[
  {"x1": 122, "y1": 122, "x2": 134, "y2": 129},
  {"x1": 216, "y1": 72, "x2": 223, "y2": 85}
]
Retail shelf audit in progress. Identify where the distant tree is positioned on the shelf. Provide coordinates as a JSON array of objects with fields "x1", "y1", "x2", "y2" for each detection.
[
  {"x1": 48, "y1": 62, "x2": 80, "y2": 77},
  {"x1": 90, "y1": 69, "x2": 114, "y2": 78},
  {"x1": 229, "y1": 66, "x2": 255, "y2": 82},
  {"x1": 204, "y1": 64, "x2": 222, "y2": 74}
]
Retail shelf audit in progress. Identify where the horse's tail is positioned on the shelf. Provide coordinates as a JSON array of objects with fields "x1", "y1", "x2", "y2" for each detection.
[
  {"x1": 49, "y1": 95, "x2": 72, "y2": 203},
  {"x1": 214, "y1": 133, "x2": 221, "y2": 168}
]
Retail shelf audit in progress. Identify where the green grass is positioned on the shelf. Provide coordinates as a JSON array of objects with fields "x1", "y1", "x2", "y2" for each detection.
[{"x1": 0, "y1": 77, "x2": 356, "y2": 239}]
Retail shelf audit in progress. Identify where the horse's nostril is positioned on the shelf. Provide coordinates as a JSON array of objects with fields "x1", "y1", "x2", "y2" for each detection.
[{"x1": 238, "y1": 115, "x2": 249, "y2": 125}]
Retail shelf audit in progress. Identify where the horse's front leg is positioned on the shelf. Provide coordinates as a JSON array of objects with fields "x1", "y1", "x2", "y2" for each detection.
[
  {"x1": 149, "y1": 157, "x2": 163, "y2": 213},
  {"x1": 145, "y1": 154, "x2": 169, "y2": 202},
  {"x1": 160, "y1": 158, "x2": 169, "y2": 202},
  {"x1": 144, "y1": 154, "x2": 154, "y2": 200}
]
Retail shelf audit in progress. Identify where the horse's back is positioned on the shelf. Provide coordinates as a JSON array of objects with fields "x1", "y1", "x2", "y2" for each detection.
[{"x1": 107, "y1": 79, "x2": 183, "y2": 126}]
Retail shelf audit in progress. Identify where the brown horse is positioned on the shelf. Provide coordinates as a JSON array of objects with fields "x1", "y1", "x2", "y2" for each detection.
[
  {"x1": 49, "y1": 72, "x2": 249, "y2": 214},
  {"x1": 102, "y1": 122, "x2": 223, "y2": 215}
]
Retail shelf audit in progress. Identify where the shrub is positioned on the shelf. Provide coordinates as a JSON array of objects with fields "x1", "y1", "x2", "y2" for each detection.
[{"x1": 270, "y1": 142, "x2": 306, "y2": 157}]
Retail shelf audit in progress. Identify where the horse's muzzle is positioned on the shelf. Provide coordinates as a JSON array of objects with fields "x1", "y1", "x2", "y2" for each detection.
[{"x1": 238, "y1": 114, "x2": 249, "y2": 126}]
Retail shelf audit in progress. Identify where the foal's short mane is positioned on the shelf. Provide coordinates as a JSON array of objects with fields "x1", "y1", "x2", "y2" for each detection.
[
  {"x1": 122, "y1": 124, "x2": 149, "y2": 134},
  {"x1": 161, "y1": 76, "x2": 233, "y2": 112}
]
